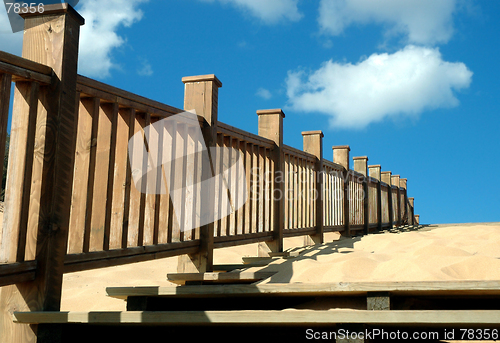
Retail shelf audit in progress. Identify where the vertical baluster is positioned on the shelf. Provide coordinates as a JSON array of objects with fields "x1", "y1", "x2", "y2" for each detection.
[
  {"x1": 13, "y1": 82, "x2": 39, "y2": 261},
  {"x1": 103, "y1": 103, "x2": 119, "y2": 250},
  {"x1": 244, "y1": 142, "x2": 252, "y2": 234},
  {"x1": 251, "y1": 143, "x2": 258, "y2": 234},
  {"x1": 158, "y1": 117, "x2": 172, "y2": 244},
  {"x1": 127, "y1": 113, "x2": 146, "y2": 247},
  {"x1": 107, "y1": 107, "x2": 133, "y2": 249}
]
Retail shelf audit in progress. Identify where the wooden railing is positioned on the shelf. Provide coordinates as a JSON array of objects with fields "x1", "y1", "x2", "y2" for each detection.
[
  {"x1": 0, "y1": 51, "x2": 54, "y2": 287},
  {"x1": 0, "y1": 5, "x2": 418, "y2": 342}
]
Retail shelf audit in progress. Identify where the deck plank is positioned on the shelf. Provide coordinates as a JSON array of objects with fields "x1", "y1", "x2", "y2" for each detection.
[
  {"x1": 106, "y1": 281, "x2": 500, "y2": 299},
  {"x1": 13, "y1": 309, "x2": 500, "y2": 325}
]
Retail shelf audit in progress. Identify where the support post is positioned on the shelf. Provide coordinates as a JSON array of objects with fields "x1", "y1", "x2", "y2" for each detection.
[
  {"x1": 302, "y1": 131, "x2": 324, "y2": 245},
  {"x1": 391, "y1": 174, "x2": 401, "y2": 227},
  {"x1": 333, "y1": 146, "x2": 350, "y2": 236},
  {"x1": 400, "y1": 178, "x2": 408, "y2": 225},
  {"x1": 0, "y1": 4, "x2": 84, "y2": 343},
  {"x1": 415, "y1": 214, "x2": 420, "y2": 225},
  {"x1": 178, "y1": 74, "x2": 222, "y2": 273},
  {"x1": 257, "y1": 109, "x2": 284, "y2": 256},
  {"x1": 409, "y1": 197, "x2": 415, "y2": 225},
  {"x1": 381, "y1": 171, "x2": 393, "y2": 230},
  {"x1": 369, "y1": 165, "x2": 382, "y2": 231},
  {"x1": 353, "y1": 156, "x2": 369, "y2": 234}
]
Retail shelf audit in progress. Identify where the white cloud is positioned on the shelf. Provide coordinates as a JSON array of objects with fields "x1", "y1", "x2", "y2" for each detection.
[
  {"x1": 78, "y1": 0, "x2": 148, "y2": 78},
  {"x1": 202, "y1": 0, "x2": 302, "y2": 24},
  {"x1": 0, "y1": 0, "x2": 148, "y2": 78},
  {"x1": 256, "y1": 87, "x2": 272, "y2": 100},
  {"x1": 286, "y1": 45, "x2": 472, "y2": 129},
  {"x1": 318, "y1": 0, "x2": 458, "y2": 45},
  {"x1": 137, "y1": 59, "x2": 153, "y2": 76}
]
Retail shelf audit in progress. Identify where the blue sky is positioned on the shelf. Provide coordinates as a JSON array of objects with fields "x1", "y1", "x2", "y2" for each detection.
[{"x1": 1, "y1": 0, "x2": 499, "y2": 224}]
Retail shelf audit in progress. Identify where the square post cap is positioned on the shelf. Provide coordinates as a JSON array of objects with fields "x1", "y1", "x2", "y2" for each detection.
[
  {"x1": 332, "y1": 145, "x2": 350, "y2": 151},
  {"x1": 20, "y1": 3, "x2": 85, "y2": 25},
  {"x1": 182, "y1": 74, "x2": 222, "y2": 88},
  {"x1": 301, "y1": 130, "x2": 324, "y2": 137},
  {"x1": 257, "y1": 109, "x2": 285, "y2": 118}
]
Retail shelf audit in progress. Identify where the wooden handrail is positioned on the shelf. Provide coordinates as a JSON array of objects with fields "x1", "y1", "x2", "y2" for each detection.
[
  {"x1": 283, "y1": 144, "x2": 317, "y2": 163},
  {"x1": 218, "y1": 122, "x2": 274, "y2": 148},
  {"x1": 0, "y1": 51, "x2": 52, "y2": 75},
  {"x1": 77, "y1": 74, "x2": 184, "y2": 118}
]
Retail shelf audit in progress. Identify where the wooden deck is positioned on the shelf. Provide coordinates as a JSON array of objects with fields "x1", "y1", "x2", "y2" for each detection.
[{"x1": 12, "y1": 280, "x2": 500, "y2": 342}]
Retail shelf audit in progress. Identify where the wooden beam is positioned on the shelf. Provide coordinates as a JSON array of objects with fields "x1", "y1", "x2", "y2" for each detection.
[
  {"x1": 0, "y1": 5, "x2": 84, "y2": 342},
  {"x1": 0, "y1": 51, "x2": 53, "y2": 76},
  {"x1": 106, "y1": 280, "x2": 500, "y2": 299},
  {"x1": 381, "y1": 171, "x2": 393, "y2": 229},
  {"x1": 0, "y1": 261, "x2": 37, "y2": 287},
  {"x1": 177, "y1": 75, "x2": 221, "y2": 273},
  {"x1": 302, "y1": 131, "x2": 324, "y2": 245},
  {"x1": 166, "y1": 271, "x2": 276, "y2": 285},
  {"x1": 257, "y1": 109, "x2": 285, "y2": 256},
  {"x1": 13, "y1": 309, "x2": 500, "y2": 325},
  {"x1": 77, "y1": 75, "x2": 182, "y2": 116}
]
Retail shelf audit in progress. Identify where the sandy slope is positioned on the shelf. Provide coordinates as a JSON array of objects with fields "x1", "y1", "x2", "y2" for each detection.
[{"x1": 57, "y1": 224, "x2": 500, "y2": 311}]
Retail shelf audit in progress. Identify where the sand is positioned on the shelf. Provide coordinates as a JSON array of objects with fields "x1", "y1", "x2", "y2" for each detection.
[
  {"x1": 1, "y1": 202, "x2": 499, "y2": 312},
  {"x1": 56, "y1": 223, "x2": 500, "y2": 311},
  {"x1": 256, "y1": 224, "x2": 500, "y2": 284}
]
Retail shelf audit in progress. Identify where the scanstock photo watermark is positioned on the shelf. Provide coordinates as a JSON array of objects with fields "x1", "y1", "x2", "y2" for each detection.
[
  {"x1": 128, "y1": 110, "x2": 246, "y2": 233},
  {"x1": 305, "y1": 328, "x2": 500, "y2": 341},
  {"x1": 3, "y1": 0, "x2": 79, "y2": 33},
  {"x1": 128, "y1": 110, "x2": 367, "y2": 234}
]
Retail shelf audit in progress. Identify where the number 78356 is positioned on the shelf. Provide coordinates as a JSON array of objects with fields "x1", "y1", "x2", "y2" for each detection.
[{"x1": 5, "y1": 3, "x2": 45, "y2": 14}]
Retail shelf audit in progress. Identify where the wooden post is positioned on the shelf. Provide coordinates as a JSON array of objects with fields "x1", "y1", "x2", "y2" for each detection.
[
  {"x1": 177, "y1": 74, "x2": 222, "y2": 273},
  {"x1": 369, "y1": 165, "x2": 382, "y2": 231},
  {"x1": 257, "y1": 109, "x2": 284, "y2": 256},
  {"x1": 0, "y1": 4, "x2": 84, "y2": 343},
  {"x1": 391, "y1": 174, "x2": 401, "y2": 227},
  {"x1": 400, "y1": 178, "x2": 408, "y2": 225},
  {"x1": 409, "y1": 197, "x2": 415, "y2": 225},
  {"x1": 353, "y1": 156, "x2": 368, "y2": 177},
  {"x1": 353, "y1": 156, "x2": 369, "y2": 234},
  {"x1": 333, "y1": 146, "x2": 350, "y2": 236},
  {"x1": 302, "y1": 131, "x2": 324, "y2": 245},
  {"x1": 381, "y1": 171, "x2": 393, "y2": 230}
]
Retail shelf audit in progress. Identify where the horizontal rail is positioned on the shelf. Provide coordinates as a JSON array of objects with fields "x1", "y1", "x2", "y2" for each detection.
[
  {"x1": 213, "y1": 232, "x2": 274, "y2": 249},
  {"x1": 0, "y1": 261, "x2": 37, "y2": 287},
  {"x1": 323, "y1": 159, "x2": 345, "y2": 172},
  {"x1": 283, "y1": 227, "x2": 316, "y2": 237},
  {"x1": 283, "y1": 144, "x2": 316, "y2": 163},
  {"x1": 77, "y1": 75, "x2": 184, "y2": 118},
  {"x1": 0, "y1": 51, "x2": 53, "y2": 85},
  {"x1": 217, "y1": 122, "x2": 274, "y2": 149},
  {"x1": 324, "y1": 225, "x2": 345, "y2": 232},
  {"x1": 64, "y1": 241, "x2": 200, "y2": 273}
]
